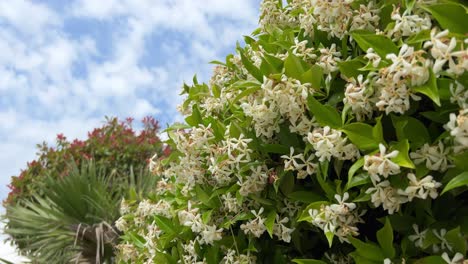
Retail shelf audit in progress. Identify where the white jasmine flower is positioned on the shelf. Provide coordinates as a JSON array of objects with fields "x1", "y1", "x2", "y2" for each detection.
[
  {"x1": 445, "y1": 109, "x2": 468, "y2": 153},
  {"x1": 200, "y1": 225, "x2": 223, "y2": 245},
  {"x1": 365, "y1": 48, "x2": 382, "y2": 68},
  {"x1": 433, "y1": 229, "x2": 453, "y2": 252},
  {"x1": 400, "y1": 173, "x2": 442, "y2": 201},
  {"x1": 350, "y1": 1, "x2": 380, "y2": 32},
  {"x1": 363, "y1": 144, "x2": 400, "y2": 183},
  {"x1": 450, "y1": 81, "x2": 468, "y2": 109},
  {"x1": 442, "y1": 252, "x2": 465, "y2": 264},
  {"x1": 238, "y1": 165, "x2": 269, "y2": 196},
  {"x1": 240, "y1": 207, "x2": 267, "y2": 237},
  {"x1": 273, "y1": 216, "x2": 295, "y2": 243},
  {"x1": 410, "y1": 141, "x2": 450, "y2": 172},
  {"x1": 408, "y1": 224, "x2": 427, "y2": 248},
  {"x1": 318, "y1": 44, "x2": 342, "y2": 74},
  {"x1": 389, "y1": 5, "x2": 431, "y2": 40},
  {"x1": 366, "y1": 180, "x2": 407, "y2": 214}
]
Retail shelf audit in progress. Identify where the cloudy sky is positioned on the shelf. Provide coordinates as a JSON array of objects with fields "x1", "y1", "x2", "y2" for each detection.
[{"x1": 0, "y1": 0, "x2": 261, "y2": 261}]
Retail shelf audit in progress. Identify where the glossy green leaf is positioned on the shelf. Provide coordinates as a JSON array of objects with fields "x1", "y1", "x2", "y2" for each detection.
[
  {"x1": 445, "y1": 226, "x2": 467, "y2": 254},
  {"x1": 421, "y1": 3, "x2": 468, "y2": 34},
  {"x1": 301, "y1": 64, "x2": 323, "y2": 89},
  {"x1": 412, "y1": 68, "x2": 441, "y2": 106},
  {"x1": 391, "y1": 115, "x2": 430, "y2": 149},
  {"x1": 338, "y1": 58, "x2": 366, "y2": 79},
  {"x1": 287, "y1": 191, "x2": 324, "y2": 203},
  {"x1": 390, "y1": 140, "x2": 415, "y2": 169},
  {"x1": 414, "y1": 256, "x2": 446, "y2": 264},
  {"x1": 307, "y1": 95, "x2": 342, "y2": 128},
  {"x1": 265, "y1": 210, "x2": 277, "y2": 238},
  {"x1": 349, "y1": 237, "x2": 385, "y2": 261},
  {"x1": 376, "y1": 218, "x2": 395, "y2": 258},
  {"x1": 285, "y1": 52, "x2": 307, "y2": 80},
  {"x1": 442, "y1": 171, "x2": 468, "y2": 195},
  {"x1": 154, "y1": 215, "x2": 177, "y2": 235},
  {"x1": 342, "y1": 123, "x2": 380, "y2": 150},
  {"x1": 351, "y1": 30, "x2": 398, "y2": 57}
]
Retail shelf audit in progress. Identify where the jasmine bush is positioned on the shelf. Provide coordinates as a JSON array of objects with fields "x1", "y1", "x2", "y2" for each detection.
[{"x1": 116, "y1": 0, "x2": 467, "y2": 263}]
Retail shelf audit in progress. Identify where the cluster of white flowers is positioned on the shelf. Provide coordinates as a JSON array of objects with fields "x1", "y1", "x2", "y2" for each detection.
[
  {"x1": 222, "y1": 249, "x2": 257, "y2": 264},
  {"x1": 450, "y1": 81, "x2": 468, "y2": 109},
  {"x1": 178, "y1": 202, "x2": 224, "y2": 245},
  {"x1": 366, "y1": 180, "x2": 407, "y2": 214},
  {"x1": 240, "y1": 207, "x2": 267, "y2": 238},
  {"x1": 317, "y1": 44, "x2": 342, "y2": 74},
  {"x1": 445, "y1": 109, "x2": 468, "y2": 153},
  {"x1": 349, "y1": 1, "x2": 380, "y2": 32},
  {"x1": 374, "y1": 44, "x2": 427, "y2": 114},
  {"x1": 307, "y1": 126, "x2": 360, "y2": 162},
  {"x1": 388, "y1": 5, "x2": 432, "y2": 40},
  {"x1": 242, "y1": 75, "x2": 314, "y2": 139},
  {"x1": 309, "y1": 0, "x2": 353, "y2": 39},
  {"x1": 281, "y1": 147, "x2": 316, "y2": 179},
  {"x1": 259, "y1": 0, "x2": 297, "y2": 30},
  {"x1": 343, "y1": 74, "x2": 375, "y2": 121},
  {"x1": 424, "y1": 29, "x2": 468, "y2": 76},
  {"x1": 273, "y1": 216, "x2": 295, "y2": 243},
  {"x1": 398, "y1": 173, "x2": 442, "y2": 201},
  {"x1": 181, "y1": 240, "x2": 207, "y2": 264},
  {"x1": 410, "y1": 141, "x2": 450, "y2": 172},
  {"x1": 364, "y1": 144, "x2": 400, "y2": 183},
  {"x1": 309, "y1": 193, "x2": 363, "y2": 243}
]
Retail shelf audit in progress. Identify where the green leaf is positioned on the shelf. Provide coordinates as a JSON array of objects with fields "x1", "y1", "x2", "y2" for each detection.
[
  {"x1": 391, "y1": 115, "x2": 430, "y2": 149},
  {"x1": 239, "y1": 49, "x2": 263, "y2": 82},
  {"x1": 338, "y1": 58, "x2": 366, "y2": 79},
  {"x1": 349, "y1": 237, "x2": 385, "y2": 261},
  {"x1": 301, "y1": 65, "x2": 323, "y2": 89},
  {"x1": 292, "y1": 259, "x2": 327, "y2": 264},
  {"x1": 342, "y1": 123, "x2": 380, "y2": 150},
  {"x1": 373, "y1": 116, "x2": 384, "y2": 143},
  {"x1": 390, "y1": 140, "x2": 415, "y2": 169},
  {"x1": 421, "y1": 3, "x2": 468, "y2": 34},
  {"x1": 307, "y1": 95, "x2": 342, "y2": 128},
  {"x1": 346, "y1": 173, "x2": 371, "y2": 191},
  {"x1": 351, "y1": 30, "x2": 398, "y2": 57},
  {"x1": 445, "y1": 226, "x2": 467, "y2": 254},
  {"x1": 185, "y1": 105, "x2": 203, "y2": 127},
  {"x1": 325, "y1": 231, "x2": 334, "y2": 248},
  {"x1": 406, "y1": 29, "x2": 431, "y2": 44},
  {"x1": 442, "y1": 171, "x2": 468, "y2": 195},
  {"x1": 285, "y1": 52, "x2": 307, "y2": 79},
  {"x1": 376, "y1": 218, "x2": 395, "y2": 258},
  {"x1": 154, "y1": 215, "x2": 177, "y2": 235},
  {"x1": 411, "y1": 68, "x2": 440, "y2": 106},
  {"x1": 450, "y1": 151, "x2": 468, "y2": 171},
  {"x1": 265, "y1": 210, "x2": 277, "y2": 238},
  {"x1": 260, "y1": 143, "x2": 290, "y2": 154},
  {"x1": 287, "y1": 191, "x2": 324, "y2": 203},
  {"x1": 414, "y1": 256, "x2": 446, "y2": 264},
  {"x1": 279, "y1": 171, "x2": 295, "y2": 196}
]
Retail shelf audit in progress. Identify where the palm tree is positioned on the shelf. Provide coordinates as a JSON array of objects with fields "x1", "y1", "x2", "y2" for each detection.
[{"x1": 3, "y1": 162, "x2": 159, "y2": 263}]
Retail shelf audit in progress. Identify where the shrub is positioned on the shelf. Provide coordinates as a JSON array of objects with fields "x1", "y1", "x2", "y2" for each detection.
[
  {"x1": 6, "y1": 116, "x2": 162, "y2": 205},
  {"x1": 117, "y1": 0, "x2": 467, "y2": 263}
]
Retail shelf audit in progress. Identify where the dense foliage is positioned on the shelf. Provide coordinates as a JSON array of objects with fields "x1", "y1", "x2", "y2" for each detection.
[
  {"x1": 6, "y1": 116, "x2": 161, "y2": 205},
  {"x1": 115, "y1": 0, "x2": 468, "y2": 263}
]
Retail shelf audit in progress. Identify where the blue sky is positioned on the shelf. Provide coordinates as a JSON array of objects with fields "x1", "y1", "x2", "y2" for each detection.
[{"x1": 0, "y1": 0, "x2": 261, "y2": 260}]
